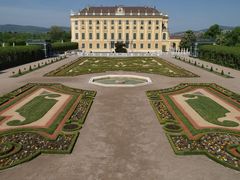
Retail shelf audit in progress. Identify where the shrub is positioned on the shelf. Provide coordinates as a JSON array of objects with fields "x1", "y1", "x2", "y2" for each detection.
[
  {"x1": 52, "y1": 42, "x2": 78, "y2": 54},
  {"x1": 0, "y1": 45, "x2": 44, "y2": 70},
  {"x1": 198, "y1": 45, "x2": 240, "y2": 70}
]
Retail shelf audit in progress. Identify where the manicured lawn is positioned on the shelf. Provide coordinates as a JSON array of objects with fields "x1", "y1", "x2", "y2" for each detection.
[
  {"x1": 185, "y1": 94, "x2": 239, "y2": 127},
  {"x1": 7, "y1": 94, "x2": 59, "y2": 126},
  {"x1": 46, "y1": 57, "x2": 197, "y2": 77}
]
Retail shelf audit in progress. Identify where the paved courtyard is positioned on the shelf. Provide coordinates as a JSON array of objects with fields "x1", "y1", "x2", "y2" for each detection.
[{"x1": 0, "y1": 55, "x2": 239, "y2": 180}]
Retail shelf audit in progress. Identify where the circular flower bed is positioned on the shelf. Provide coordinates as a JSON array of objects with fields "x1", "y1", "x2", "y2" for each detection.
[
  {"x1": 63, "y1": 123, "x2": 81, "y2": 132},
  {"x1": 163, "y1": 123, "x2": 182, "y2": 133}
]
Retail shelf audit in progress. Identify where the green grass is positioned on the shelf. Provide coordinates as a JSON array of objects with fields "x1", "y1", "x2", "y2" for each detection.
[
  {"x1": 7, "y1": 94, "x2": 59, "y2": 126},
  {"x1": 46, "y1": 57, "x2": 197, "y2": 77},
  {"x1": 237, "y1": 146, "x2": 240, "y2": 154},
  {"x1": 185, "y1": 94, "x2": 239, "y2": 127}
]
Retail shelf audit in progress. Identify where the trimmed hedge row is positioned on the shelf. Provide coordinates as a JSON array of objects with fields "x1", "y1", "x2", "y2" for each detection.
[
  {"x1": 0, "y1": 45, "x2": 45, "y2": 70},
  {"x1": 198, "y1": 45, "x2": 240, "y2": 70},
  {"x1": 51, "y1": 42, "x2": 78, "y2": 54}
]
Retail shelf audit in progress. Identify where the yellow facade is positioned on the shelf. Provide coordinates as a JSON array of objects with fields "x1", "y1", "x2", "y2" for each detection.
[{"x1": 70, "y1": 6, "x2": 181, "y2": 52}]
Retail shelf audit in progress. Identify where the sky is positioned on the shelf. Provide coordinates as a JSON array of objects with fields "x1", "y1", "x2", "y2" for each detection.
[{"x1": 0, "y1": 0, "x2": 239, "y2": 33}]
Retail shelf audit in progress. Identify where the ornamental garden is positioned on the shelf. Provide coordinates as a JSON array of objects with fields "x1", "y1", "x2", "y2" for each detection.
[
  {"x1": 0, "y1": 83, "x2": 95, "y2": 170},
  {"x1": 147, "y1": 83, "x2": 240, "y2": 171},
  {"x1": 0, "y1": 54, "x2": 239, "y2": 173},
  {"x1": 45, "y1": 57, "x2": 197, "y2": 77}
]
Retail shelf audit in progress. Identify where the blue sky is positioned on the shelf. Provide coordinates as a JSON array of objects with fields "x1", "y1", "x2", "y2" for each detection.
[{"x1": 0, "y1": 0, "x2": 239, "y2": 32}]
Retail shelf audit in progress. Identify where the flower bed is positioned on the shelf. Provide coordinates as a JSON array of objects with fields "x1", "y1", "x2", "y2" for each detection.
[
  {"x1": 0, "y1": 83, "x2": 96, "y2": 170},
  {"x1": 147, "y1": 83, "x2": 240, "y2": 171}
]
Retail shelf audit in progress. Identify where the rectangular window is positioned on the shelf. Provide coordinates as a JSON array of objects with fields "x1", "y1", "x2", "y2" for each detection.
[
  {"x1": 148, "y1": 33, "x2": 151, "y2": 40},
  {"x1": 82, "y1": 43, "x2": 85, "y2": 48},
  {"x1": 155, "y1": 43, "x2": 158, "y2": 49},
  {"x1": 111, "y1": 26, "x2": 114, "y2": 30},
  {"x1": 104, "y1": 20, "x2": 107, "y2": 25},
  {"x1": 163, "y1": 33, "x2": 167, "y2": 40},
  {"x1": 126, "y1": 20, "x2": 129, "y2": 25},
  {"x1": 126, "y1": 33, "x2": 129, "y2": 40},
  {"x1": 118, "y1": 20, "x2": 122, "y2": 24},
  {"x1": 104, "y1": 33, "x2": 107, "y2": 40},
  {"x1": 81, "y1": 20, "x2": 84, "y2": 24},
  {"x1": 156, "y1": 20, "x2": 159, "y2": 25},
  {"x1": 89, "y1": 33, "x2": 92, "y2": 40},
  {"x1": 133, "y1": 20, "x2": 137, "y2": 25},
  {"x1": 111, "y1": 20, "x2": 114, "y2": 24},
  {"x1": 140, "y1": 33, "x2": 144, "y2": 40},
  {"x1": 126, "y1": 42, "x2": 129, "y2": 48},
  {"x1": 133, "y1": 43, "x2": 136, "y2": 49},
  {"x1": 97, "y1": 43, "x2": 100, "y2": 49},
  {"x1": 75, "y1": 33, "x2": 79, "y2": 40},
  {"x1": 111, "y1": 33, "x2": 114, "y2": 40},
  {"x1": 82, "y1": 33, "x2": 85, "y2": 40},
  {"x1": 89, "y1": 43, "x2": 92, "y2": 49},
  {"x1": 111, "y1": 41, "x2": 115, "y2": 48},
  {"x1": 126, "y1": 26, "x2": 129, "y2": 30},
  {"x1": 89, "y1": 20, "x2": 92, "y2": 25},
  {"x1": 148, "y1": 44, "x2": 151, "y2": 49},
  {"x1": 96, "y1": 20, "x2": 100, "y2": 25},
  {"x1": 118, "y1": 33, "x2": 122, "y2": 40},
  {"x1": 148, "y1": 20, "x2": 152, "y2": 25},
  {"x1": 75, "y1": 20, "x2": 78, "y2": 25},
  {"x1": 155, "y1": 33, "x2": 159, "y2": 40},
  {"x1": 104, "y1": 43, "x2": 107, "y2": 49},
  {"x1": 141, "y1": 20, "x2": 144, "y2": 25},
  {"x1": 140, "y1": 44, "x2": 144, "y2": 49},
  {"x1": 97, "y1": 33, "x2": 100, "y2": 40},
  {"x1": 133, "y1": 33, "x2": 137, "y2": 40}
]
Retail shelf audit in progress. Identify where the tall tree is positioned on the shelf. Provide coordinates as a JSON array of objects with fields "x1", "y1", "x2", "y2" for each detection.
[
  {"x1": 48, "y1": 26, "x2": 65, "y2": 42},
  {"x1": 204, "y1": 24, "x2": 221, "y2": 39},
  {"x1": 179, "y1": 30, "x2": 196, "y2": 50},
  {"x1": 115, "y1": 42, "x2": 127, "y2": 53},
  {"x1": 224, "y1": 27, "x2": 240, "y2": 46}
]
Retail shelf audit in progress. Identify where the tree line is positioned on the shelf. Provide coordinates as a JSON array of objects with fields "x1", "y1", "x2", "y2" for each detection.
[
  {"x1": 179, "y1": 25, "x2": 240, "y2": 69},
  {"x1": 0, "y1": 26, "x2": 71, "y2": 46},
  {"x1": 180, "y1": 25, "x2": 240, "y2": 50},
  {"x1": 0, "y1": 45, "x2": 45, "y2": 70},
  {"x1": 198, "y1": 45, "x2": 240, "y2": 70},
  {"x1": 0, "y1": 42, "x2": 78, "y2": 71}
]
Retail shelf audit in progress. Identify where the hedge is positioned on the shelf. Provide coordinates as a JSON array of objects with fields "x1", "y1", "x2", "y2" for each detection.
[
  {"x1": 198, "y1": 45, "x2": 240, "y2": 70},
  {"x1": 0, "y1": 45, "x2": 45, "y2": 70},
  {"x1": 51, "y1": 42, "x2": 78, "y2": 54}
]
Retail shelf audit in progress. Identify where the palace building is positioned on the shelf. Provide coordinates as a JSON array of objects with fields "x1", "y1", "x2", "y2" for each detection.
[{"x1": 70, "y1": 6, "x2": 181, "y2": 52}]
